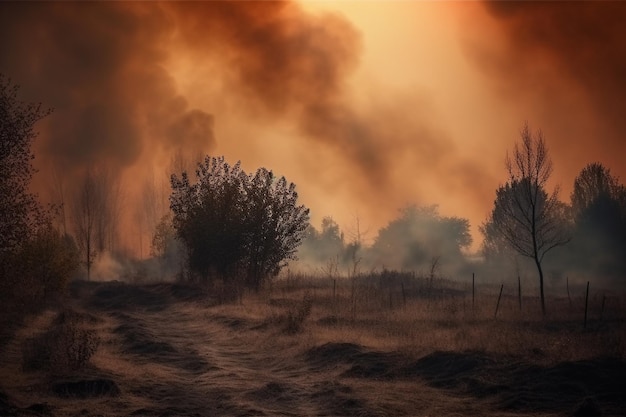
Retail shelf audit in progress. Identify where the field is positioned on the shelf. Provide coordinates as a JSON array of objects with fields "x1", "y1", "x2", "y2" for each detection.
[{"x1": 1, "y1": 274, "x2": 625, "y2": 417}]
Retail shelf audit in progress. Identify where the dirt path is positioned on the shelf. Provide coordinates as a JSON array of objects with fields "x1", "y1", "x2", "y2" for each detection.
[
  {"x1": 111, "y1": 306, "x2": 367, "y2": 416},
  {"x1": 0, "y1": 282, "x2": 389, "y2": 416}
]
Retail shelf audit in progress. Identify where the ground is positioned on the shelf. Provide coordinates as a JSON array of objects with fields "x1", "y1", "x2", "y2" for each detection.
[{"x1": 0, "y1": 278, "x2": 624, "y2": 416}]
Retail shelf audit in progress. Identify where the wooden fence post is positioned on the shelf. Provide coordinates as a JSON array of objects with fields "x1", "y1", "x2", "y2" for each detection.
[
  {"x1": 567, "y1": 276, "x2": 572, "y2": 310},
  {"x1": 518, "y1": 276, "x2": 522, "y2": 311},
  {"x1": 584, "y1": 281, "x2": 590, "y2": 329},
  {"x1": 495, "y1": 284, "x2": 504, "y2": 319},
  {"x1": 472, "y1": 272, "x2": 475, "y2": 313}
]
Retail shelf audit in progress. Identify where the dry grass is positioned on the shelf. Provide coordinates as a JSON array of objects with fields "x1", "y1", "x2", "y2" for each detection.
[
  {"x1": 1, "y1": 277, "x2": 624, "y2": 417},
  {"x1": 21, "y1": 308, "x2": 101, "y2": 374},
  {"x1": 250, "y1": 273, "x2": 626, "y2": 364}
]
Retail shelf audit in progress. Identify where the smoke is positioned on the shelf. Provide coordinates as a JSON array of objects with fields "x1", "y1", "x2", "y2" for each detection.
[
  {"x1": 0, "y1": 2, "x2": 215, "y2": 175},
  {"x1": 90, "y1": 252, "x2": 125, "y2": 282},
  {"x1": 294, "y1": 206, "x2": 474, "y2": 279},
  {"x1": 472, "y1": 2, "x2": 626, "y2": 185},
  {"x1": 458, "y1": 1, "x2": 626, "y2": 291},
  {"x1": 0, "y1": 1, "x2": 491, "y2": 259},
  {"x1": 164, "y1": 1, "x2": 405, "y2": 188}
]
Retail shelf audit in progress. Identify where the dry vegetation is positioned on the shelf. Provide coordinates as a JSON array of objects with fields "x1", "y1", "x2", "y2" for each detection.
[{"x1": 1, "y1": 273, "x2": 624, "y2": 417}]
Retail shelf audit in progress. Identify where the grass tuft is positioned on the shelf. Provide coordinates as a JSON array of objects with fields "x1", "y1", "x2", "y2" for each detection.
[{"x1": 22, "y1": 309, "x2": 100, "y2": 373}]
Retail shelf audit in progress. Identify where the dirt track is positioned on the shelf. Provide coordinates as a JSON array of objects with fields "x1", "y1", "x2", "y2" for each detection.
[{"x1": 1, "y1": 281, "x2": 625, "y2": 416}]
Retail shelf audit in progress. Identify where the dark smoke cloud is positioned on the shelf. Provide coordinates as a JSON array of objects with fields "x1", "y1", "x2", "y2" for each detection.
[
  {"x1": 0, "y1": 1, "x2": 471, "y2": 255},
  {"x1": 0, "y1": 1, "x2": 398, "y2": 188},
  {"x1": 164, "y1": 2, "x2": 396, "y2": 185},
  {"x1": 0, "y1": 2, "x2": 215, "y2": 174},
  {"x1": 467, "y1": 1, "x2": 626, "y2": 288},
  {"x1": 477, "y1": 1, "x2": 626, "y2": 174}
]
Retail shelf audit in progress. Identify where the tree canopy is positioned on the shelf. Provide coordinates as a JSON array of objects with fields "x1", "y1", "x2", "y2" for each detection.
[
  {"x1": 369, "y1": 205, "x2": 471, "y2": 272},
  {"x1": 568, "y1": 162, "x2": 626, "y2": 280},
  {"x1": 169, "y1": 156, "x2": 309, "y2": 290},
  {"x1": 299, "y1": 217, "x2": 346, "y2": 266},
  {"x1": 1, "y1": 75, "x2": 78, "y2": 319},
  {"x1": 0, "y1": 75, "x2": 51, "y2": 252}
]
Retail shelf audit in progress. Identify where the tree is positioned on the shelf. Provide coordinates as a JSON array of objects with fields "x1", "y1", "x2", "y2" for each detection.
[
  {"x1": 243, "y1": 168, "x2": 310, "y2": 289},
  {"x1": 16, "y1": 226, "x2": 79, "y2": 301},
  {"x1": 571, "y1": 162, "x2": 622, "y2": 218},
  {"x1": 0, "y1": 75, "x2": 78, "y2": 318},
  {"x1": 0, "y1": 75, "x2": 51, "y2": 252},
  {"x1": 150, "y1": 213, "x2": 186, "y2": 280},
  {"x1": 71, "y1": 172, "x2": 98, "y2": 281},
  {"x1": 170, "y1": 157, "x2": 249, "y2": 282},
  {"x1": 298, "y1": 216, "x2": 346, "y2": 266},
  {"x1": 70, "y1": 167, "x2": 122, "y2": 280},
  {"x1": 169, "y1": 156, "x2": 309, "y2": 290},
  {"x1": 369, "y1": 205, "x2": 472, "y2": 272},
  {"x1": 486, "y1": 123, "x2": 569, "y2": 316},
  {"x1": 569, "y1": 162, "x2": 626, "y2": 279}
]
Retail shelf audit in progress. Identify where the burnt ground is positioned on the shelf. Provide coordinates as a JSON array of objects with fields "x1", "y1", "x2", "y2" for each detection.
[{"x1": 1, "y1": 280, "x2": 624, "y2": 417}]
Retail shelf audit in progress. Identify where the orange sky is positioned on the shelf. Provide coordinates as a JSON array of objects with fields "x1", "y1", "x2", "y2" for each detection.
[{"x1": 1, "y1": 1, "x2": 624, "y2": 255}]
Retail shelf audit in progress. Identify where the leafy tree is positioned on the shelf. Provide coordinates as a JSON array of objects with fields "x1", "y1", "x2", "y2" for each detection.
[
  {"x1": 151, "y1": 213, "x2": 177, "y2": 258},
  {"x1": 298, "y1": 216, "x2": 346, "y2": 266},
  {"x1": 0, "y1": 75, "x2": 51, "y2": 252},
  {"x1": 569, "y1": 162, "x2": 626, "y2": 279},
  {"x1": 1, "y1": 226, "x2": 79, "y2": 317},
  {"x1": 169, "y1": 156, "x2": 309, "y2": 290},
  {"x1": 150, "y1": 213, "x2": 186, "y2": 280},
  {"x1": 16, "y1": 227, "x2": 79, "y2": 301},
  {"x1": 170, "y1": 157, "x2": 249, "y2": 282},
  {"x1": 243, "y1": 168, "x2": 310, "y2": 289},
  {"x1": 480, "y1": 213, "x2": 515, "y2": 262},
  {"x1": 369, "y1": 205, "x2": 471, "y2": 272},
  {"x1": 0, "y1": 75, "x2": 78, "y2": 320},
  {"x1": 486, "y1": 123, "x2": 569, "y2": 316}
]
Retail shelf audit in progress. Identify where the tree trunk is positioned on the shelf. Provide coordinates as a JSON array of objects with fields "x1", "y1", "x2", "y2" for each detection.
[{"x1": 534, "y1": 256, "x2": 546, "y2": 317}]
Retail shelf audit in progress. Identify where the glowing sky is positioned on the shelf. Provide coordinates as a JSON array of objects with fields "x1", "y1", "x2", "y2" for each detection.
[{"x1": 1, "y1": 1, "x2": 624, "y2": 254}]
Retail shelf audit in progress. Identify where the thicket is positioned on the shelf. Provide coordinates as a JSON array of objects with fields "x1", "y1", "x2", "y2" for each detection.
[
  {"x1": 170, "y1": 156, "x2": 310, "y2": 292},
  {"x1": 0, "y1": 75, "x2": 78, "y2": 333}
]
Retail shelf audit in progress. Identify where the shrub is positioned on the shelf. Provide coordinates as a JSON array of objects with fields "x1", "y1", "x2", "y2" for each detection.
[
  {"x1": 170, "y1": 156, "x2": 310, "y2": 291},
  {"x1": 282, "y1": 293, "x2": 313, "y2": 334},
  {"x1": 22, "y1": 309, "x2": 99, "y2": 373},
  {"x1": 0, "y1": 227, "x2": 79, "y2": 330}
]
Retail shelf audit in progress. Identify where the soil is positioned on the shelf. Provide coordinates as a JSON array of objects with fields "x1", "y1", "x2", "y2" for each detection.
[{"x1": 0, "y1": 281, "x2": 624, "y2": 417}]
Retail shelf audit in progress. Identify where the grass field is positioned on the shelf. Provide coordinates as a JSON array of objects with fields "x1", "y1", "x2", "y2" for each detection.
[{"x1": 1, "y1": 273, "x2": 624, "y2": 416}]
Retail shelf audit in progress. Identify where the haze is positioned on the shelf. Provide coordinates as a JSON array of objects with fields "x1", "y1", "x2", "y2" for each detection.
[{"x1": 0, "y1": 1, "x2": 624, "y2": 254}]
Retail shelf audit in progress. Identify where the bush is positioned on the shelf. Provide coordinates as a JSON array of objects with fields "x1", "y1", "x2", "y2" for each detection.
[
  {"x1": 170, "y1": 156, "x2": 310, "y2": 291},
  {"x1": 281, "y1": 293, "x2": 313, "y2": 335},
  {"x1": 0, "y1": 227, "x2": 79, "y2": 343},
  {"x1": 1, "y1": 227, "x2": 78, "y2": 314},
  {"x1": 22, "y1": 309, "x2": 99, "y2": 373}
]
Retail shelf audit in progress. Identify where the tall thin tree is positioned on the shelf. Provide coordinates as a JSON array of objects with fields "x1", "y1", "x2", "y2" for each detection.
[
  {"x1": 72, "y1": 171, "x2": 97, "y2": 280},
  {"x1": 487, "y1": 123, "x2": 569, "y2": 316}
]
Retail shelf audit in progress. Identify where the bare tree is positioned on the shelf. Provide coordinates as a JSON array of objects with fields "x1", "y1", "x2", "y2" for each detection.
[
  {"x1": 487, "y1": 123, "x2": 569, "y2": 316},
  {"x1": 71, "y1": 167, "x2": 122, "y2": 280},
  {"x1": 72, "y1": 171, "x2": 97, "y2": 280},
  {"x1": 136, "y1": 167, "x2": 171, "y2": 258},
  {"x1": 94, "y1": 169, "x2": 121, "y2": 254}
]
